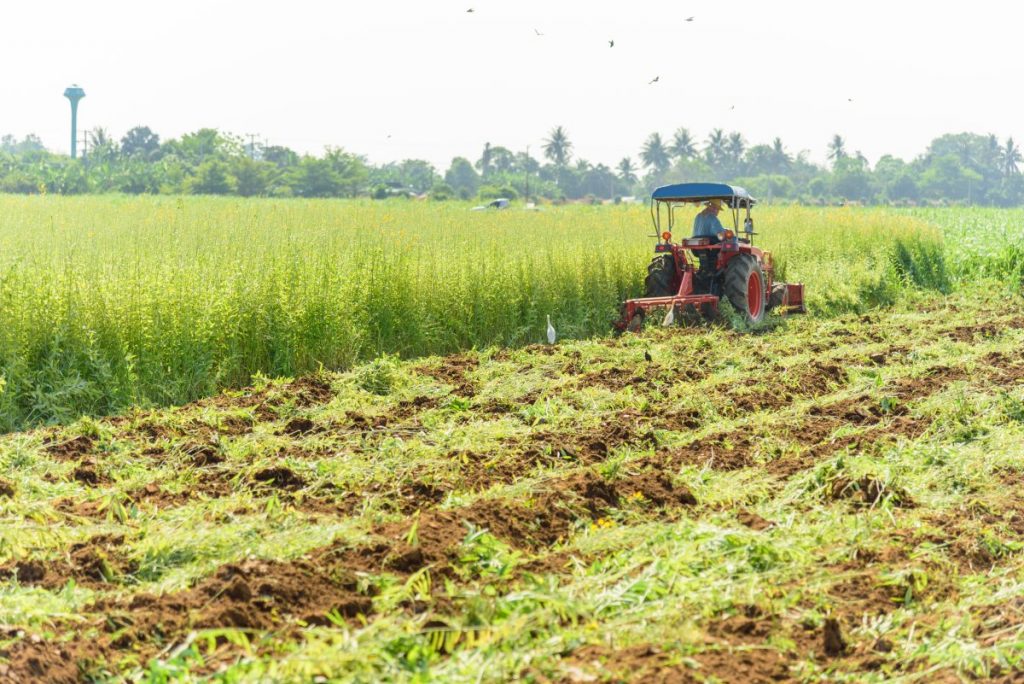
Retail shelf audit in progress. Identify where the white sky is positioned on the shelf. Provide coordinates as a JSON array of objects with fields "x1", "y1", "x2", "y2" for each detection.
[{"x1": 2, "y1": 0, "x2": 1021, "y2": 171}]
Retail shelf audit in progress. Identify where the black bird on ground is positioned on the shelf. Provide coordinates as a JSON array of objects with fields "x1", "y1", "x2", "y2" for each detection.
[{"x1": 644, "y1": 350, "x2": 652, "y2": 363}]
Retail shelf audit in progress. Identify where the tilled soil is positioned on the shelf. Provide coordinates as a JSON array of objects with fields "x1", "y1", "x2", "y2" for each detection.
[{"x1": 4, "y1": 305, "x2": 1024, "y2": 681}]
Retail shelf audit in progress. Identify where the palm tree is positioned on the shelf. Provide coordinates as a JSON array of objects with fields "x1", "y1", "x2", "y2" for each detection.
[
  {"x1": 543, "y1": 126, "x2": 572, "y2": 167},
  {"x1": 87, "y1": 127, "x2": 118, "y2": 163},
  {"x1": 770, "y1": 137, "x2": 791, "y2": 172},
  {"x1": 705, "y1": 129, "x2": 727, "y2": 166},
  {"x1": 617, "y1": 157, "x2": 638, "y2": 184},
  {"x1": 827, "y1": 134, "x2": 847, "y2": 165},
  {"x1": 88, "y1": 127, "x2": 112, "y2": 148},
  {"x1": 983, "y1": 134, "x2": 1002, "y2": 172},
  {"x1": 669, "y1": 128, "x2": 696, "y2": 162},
  {"x1": 726, "y1": 132, "x2": 746, "y2": 164},
  {"x1": 1001, "y1": 137, "x2": 1022, "y2": 176},
  {"x1": 640, "y1": 133, "x2": 671, "y2": 173}
]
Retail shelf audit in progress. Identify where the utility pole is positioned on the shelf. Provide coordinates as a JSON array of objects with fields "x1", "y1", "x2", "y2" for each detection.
[
  {"x1": 524, "y1": 145, "x2": 530, "y2": 203},
  {"x1": 246, "y1": 133, "x2": 260, "y2": 160}
]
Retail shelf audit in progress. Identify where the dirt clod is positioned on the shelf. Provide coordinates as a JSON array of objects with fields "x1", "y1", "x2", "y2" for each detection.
[
  {"x1": 283, "y1": 417, "x2": 316, "y2": 436},
  {"x1": 252, "y1": 467, "x2": 305, "y2": 489},
  {"x1": 45, "y1": 435, "x2": 94, "y2": 460},
  {"x1": 71, "y1": 465, "x2": 100, "y2": 485},
  {"x1": 15, "y1": 561, "x2": 46, "y2": 584},
  {"x1": 224, "y1": 575, "x2": 253, "y2": 602},
  {"x1": 185, "y1": 443, "x2": 224, "y2": 467},
  {"x1": 620, "y1": 471, "x2": 697, "y2": 507},
  {"x1": 736, "y1": 510, "x2": 772, "y2": 530},
  {"x1": 823, "y1": 617, "x2": 846, "y2": 656}
]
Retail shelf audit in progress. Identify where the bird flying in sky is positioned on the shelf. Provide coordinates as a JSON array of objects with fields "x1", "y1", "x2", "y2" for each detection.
[
  {"x1": 649, "y1": 76, "x2": 660, "y2": 84},
  {"x1": 608, "y1": 39, "x2": 614, "y2": 47},
  {"x1": 685, "y1": 16, "x2": 694, "y2": 21}
]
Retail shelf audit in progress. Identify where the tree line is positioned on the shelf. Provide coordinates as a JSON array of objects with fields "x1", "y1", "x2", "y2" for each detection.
[{"x1": 1, "y1": 125, "x2": 1021, "y2": 205}]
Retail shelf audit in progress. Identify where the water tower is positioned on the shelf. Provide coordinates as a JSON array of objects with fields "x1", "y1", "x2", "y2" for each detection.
[{"x1": 63, "y1": 85, "x2": 86, "y2": 159}]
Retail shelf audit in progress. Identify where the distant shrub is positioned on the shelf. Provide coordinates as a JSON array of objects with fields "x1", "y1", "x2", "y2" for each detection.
[
  {"x1": 478, "y1": 185, "x2": 518, "y2": 201},
  {"x1": 429, "y1": 182, "x2": 455, "y2": 201}
]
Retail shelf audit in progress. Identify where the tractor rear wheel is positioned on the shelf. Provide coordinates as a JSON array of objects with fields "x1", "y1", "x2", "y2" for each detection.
[
  {"x1": 724, "y1": 254, "x2": 767, "y2": 324},
  {"x1": 644, "y1": 254, "x2": 676, "y2": 297}
]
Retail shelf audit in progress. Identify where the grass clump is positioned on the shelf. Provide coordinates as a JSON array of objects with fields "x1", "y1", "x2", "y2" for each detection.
[{"x1": 354, "y1": 354, "x2": 403, "y2": 396}]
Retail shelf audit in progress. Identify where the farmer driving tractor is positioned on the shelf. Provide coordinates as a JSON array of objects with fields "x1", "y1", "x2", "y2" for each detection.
[
  {"x1": 693, "y1": 199, "x2": 725, "y2": 240},
  {"x1": 692, "y1": 199, "x2": 725, "y2": 287}
]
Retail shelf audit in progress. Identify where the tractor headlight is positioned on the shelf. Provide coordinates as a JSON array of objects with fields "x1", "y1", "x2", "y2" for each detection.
[{"x1": 661, "y1": 231, "x2": 672, "y2": 242}]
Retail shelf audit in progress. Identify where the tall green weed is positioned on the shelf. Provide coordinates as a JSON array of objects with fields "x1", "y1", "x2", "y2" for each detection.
[{"x1": 0, "y1": 197, "x2": 994, "y2": 430}]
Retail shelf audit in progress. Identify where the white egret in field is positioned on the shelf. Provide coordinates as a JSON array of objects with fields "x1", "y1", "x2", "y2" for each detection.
[{"x1": 546, "y1": 315, "x2": 557, "y2": 345}]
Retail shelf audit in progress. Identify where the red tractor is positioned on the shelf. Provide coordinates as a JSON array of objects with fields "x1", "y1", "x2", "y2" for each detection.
[{"x1": 615, "y1": 183, "x2": 805, "y2": 331}]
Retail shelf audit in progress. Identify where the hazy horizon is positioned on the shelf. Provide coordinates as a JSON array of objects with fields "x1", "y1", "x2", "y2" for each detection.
[{"x1": 4, "y1": 0, "x2": 1022, "y2": 170}]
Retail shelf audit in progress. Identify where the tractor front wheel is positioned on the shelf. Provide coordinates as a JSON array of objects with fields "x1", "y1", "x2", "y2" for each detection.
[
  {"x1": 644, "y1": 254, "x2": 677, "y2": 297},
  {"x1": 724, "y1": 254, "x2": 767, "y2": 324}
]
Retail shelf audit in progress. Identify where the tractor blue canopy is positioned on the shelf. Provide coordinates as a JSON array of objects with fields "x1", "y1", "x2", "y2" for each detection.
[
  {"x1": 651, "y1": 182, "x2": 756, "y2": 208},
  {"x1": 649, "y1": 183, "x2": 756, "y2": 236}
]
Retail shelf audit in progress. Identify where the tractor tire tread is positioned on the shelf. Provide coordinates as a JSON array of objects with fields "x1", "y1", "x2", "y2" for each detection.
[
  {"x1": 644, "y1": 255, "x2": 676, "y2": 298},
  {"x1": 724, "y1": 254, "x2": 767, "y2": 324}
]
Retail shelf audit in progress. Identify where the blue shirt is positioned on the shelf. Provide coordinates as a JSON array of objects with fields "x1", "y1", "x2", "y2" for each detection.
[{"x1": 692, "y1": 211, "x2": 724, "y2": 238}]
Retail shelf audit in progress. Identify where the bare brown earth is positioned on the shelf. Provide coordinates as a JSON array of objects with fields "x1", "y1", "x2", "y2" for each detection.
[{"x1": 3, "y1": 303, "x2": 1024, "y2": 681}]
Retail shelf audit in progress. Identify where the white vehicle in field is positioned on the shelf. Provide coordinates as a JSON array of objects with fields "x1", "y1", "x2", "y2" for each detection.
[{"x1": 471, "y1": 198, "x2": 511, "y2": 211}]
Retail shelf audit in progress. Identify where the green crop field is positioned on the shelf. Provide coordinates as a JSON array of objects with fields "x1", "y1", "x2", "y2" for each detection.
[
  {"x1": 0, "y1": 196, "x2": 968, "y2": 433},
  {"x1": 1, "y1": 198, "x2": 1024, "y2": 683}
]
